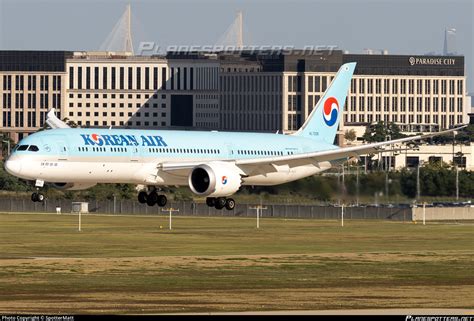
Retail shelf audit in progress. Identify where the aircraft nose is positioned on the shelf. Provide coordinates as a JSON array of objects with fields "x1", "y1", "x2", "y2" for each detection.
[{"x1": 4, "y1": 159, "x2": 22, "y2": 176}]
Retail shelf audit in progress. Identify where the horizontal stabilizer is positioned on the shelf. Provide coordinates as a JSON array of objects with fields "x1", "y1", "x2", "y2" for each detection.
[{"x1": 46, "y1": 108, "x2": 70, "y2": 129}]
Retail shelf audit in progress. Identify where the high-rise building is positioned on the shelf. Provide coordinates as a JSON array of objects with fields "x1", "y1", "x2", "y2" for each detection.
[
  {"x1": 443, "y1": 28, "x2": 457, "y2": 56},
  {"x1": 0, "y1": 50, "x2": 468, "y2": 146},
  {"x1": 0, "y1": 51, "x2": 71, "y2": 142}
]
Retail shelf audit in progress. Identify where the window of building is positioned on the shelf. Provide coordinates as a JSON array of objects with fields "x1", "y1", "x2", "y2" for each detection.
[
  {"x1": 102, "y1": 67, "x2": 107, "y2": 89},
  {"x1": 119, "y1": 67, "x2": 124, "y2": 90},
  {"x1": 136, "y1": 67, "x2": 141, "y2": 90},
  {"x1": 384, "y1": 79, "x2": 390, "y2": 94},
  {"x1": 417, "y1": 79, "x2": 422, "y2": 94},
  {"x1": 86, "y1": 67, "x2": 91, "y2": 89},
  {"x1": 406, "y1": 156, "x2": 419, "y2": 168},
  {"x1": 425, "y1": 79, "x2": 430, "y2": 94},
  {"x1": 457, "y1": 80, "x2": 463, "y2": 95},
  {"x1": 359, "y1": 78, "x2": 365, "y2": 93},
  {"x1": 94, "y1": 66, "x2": 99, "y2": 89}
]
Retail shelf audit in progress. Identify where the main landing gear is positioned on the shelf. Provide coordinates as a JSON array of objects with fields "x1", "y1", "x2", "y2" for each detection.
[
  {"x1": 31, "y1": 192, "x2": 45, "y2": 203},
  {"x1": 206, "y1": 197, "x2": 236, "y2": 211},
  {"x1": 138, "y1": 190, "x2": 167, "y2": 207}
]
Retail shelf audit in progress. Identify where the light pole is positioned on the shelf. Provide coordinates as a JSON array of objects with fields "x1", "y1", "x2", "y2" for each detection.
[
  {"x1": 249, "y1": 204, "x2": 267, "y2": 229},
  {"x1": 455, "y1": 166, "x2": 459, "y2": 201},
  {"x1": 341, "y1": 164, "x2": 345, "y2": 193},
  {"x1": 162, "y1": 208, "x2": 179, "y2": 230},
  {"x1": 451, "y1": 130, "x2": 459, "y2": 201},
  {"x1": 356, "y1": 164, "x2": 359, "y2": 206},
  {"x1": 386, "y1": 135, "x2": 392, "y2": 171},
  {"x1": 2, "y1": 140, "x2": 11, "y2": 158},
  {"x1": 384, "y1": 135, "x2": 391, "y2": 203},
  {"x1": 416, "y1": 160, "x2": 423, "y2": 202}
]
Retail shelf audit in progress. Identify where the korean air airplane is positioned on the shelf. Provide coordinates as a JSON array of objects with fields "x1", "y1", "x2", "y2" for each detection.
[{"x1": 4, "y1": 63, "x2": 462, "y2": 210}]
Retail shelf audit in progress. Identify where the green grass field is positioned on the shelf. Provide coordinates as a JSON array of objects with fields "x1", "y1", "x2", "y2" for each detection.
[{"x1": 0, "y1": 212, "x2": 472, "y2": 314}]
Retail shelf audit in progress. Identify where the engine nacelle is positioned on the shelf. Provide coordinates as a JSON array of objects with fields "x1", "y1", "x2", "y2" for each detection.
[
  {"x1": 51, "y1": 182, "x2": 97, "y2": 191},
  {"x1": 188, "y1": 162, "x2": 242, "y2": 197}
]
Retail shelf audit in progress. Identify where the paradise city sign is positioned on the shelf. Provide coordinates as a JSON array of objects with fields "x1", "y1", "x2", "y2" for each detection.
[{"x1": 409, "y1": 57, "x2": 456, "y2": 66}]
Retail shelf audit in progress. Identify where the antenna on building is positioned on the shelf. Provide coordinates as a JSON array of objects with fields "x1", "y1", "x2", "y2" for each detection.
[
  {"x1": 99, "y1": 3, "x2": 134, "y2": 54},
  {"x1": 215, "y1": 11, "x2": 245, "y2": 49}
]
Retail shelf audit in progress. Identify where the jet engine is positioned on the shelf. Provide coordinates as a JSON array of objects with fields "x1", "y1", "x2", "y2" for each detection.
[{"x1": 188, "y1": 162, "x2": 242, "y2": 197}]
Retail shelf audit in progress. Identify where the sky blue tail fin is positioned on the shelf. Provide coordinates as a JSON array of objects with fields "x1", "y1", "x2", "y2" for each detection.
[{"x1": 293, "y1": 62, "x2": 356, "y2": 144}]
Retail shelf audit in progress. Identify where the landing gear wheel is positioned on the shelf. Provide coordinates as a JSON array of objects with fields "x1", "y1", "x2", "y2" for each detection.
[
  {"x1": 225, "y1": 198, "x2": 235, "y2": 211},
  {"x1": 157, "y1": 195, "x2": 167, "y2": 207},
  {"x1": 215, "y1": 197, "x2": 226, "y2": 210},
  {"x1": 206, "y1": 197, "x2": 216, "y2": 207},
  {"x1": 147, "y1": 191, "x2": 159, "y2": 206},
  {"x1": 138, "y1": 191, "x2": 148, "y2": 204},
  {"x1": 31, "y1": 192, "x2": 44, "y2": 203}
]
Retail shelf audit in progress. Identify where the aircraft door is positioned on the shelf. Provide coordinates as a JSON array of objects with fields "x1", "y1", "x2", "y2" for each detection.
[
  {"x1": 57, "y1": 141, "x2": 69, "y2": 161},
  {"x1": 130, "y1": 145, "x2": 140, "y2": 162},
  {"x1": 39, "y1": 135, "x2": 69, "y2": 161},
  {"x1": 225, "y1": 143, "x2": 235, "y2": 159}
]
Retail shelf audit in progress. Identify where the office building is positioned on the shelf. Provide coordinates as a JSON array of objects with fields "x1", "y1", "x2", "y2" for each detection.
[{"x1": 0, "y1": 50, "x2": 469, "y2": 146}]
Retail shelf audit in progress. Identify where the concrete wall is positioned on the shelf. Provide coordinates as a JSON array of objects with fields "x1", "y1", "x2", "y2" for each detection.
[{"x1": 412, "y1": 206, "x2": 474, "y2": 221}]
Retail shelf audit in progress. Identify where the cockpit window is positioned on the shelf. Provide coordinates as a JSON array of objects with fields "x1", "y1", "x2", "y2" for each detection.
[
  {"x1": 17, "y1": 145, "x2": 29, "y2": 151},
  {"x1": 28, "y1": 145, "x2": 39, "y2": 152}
]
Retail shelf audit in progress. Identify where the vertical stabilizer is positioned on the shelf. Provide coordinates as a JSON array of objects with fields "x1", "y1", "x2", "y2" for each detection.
[{"x1": 293, "y1": 62, "x2": 356, "y2": 144}]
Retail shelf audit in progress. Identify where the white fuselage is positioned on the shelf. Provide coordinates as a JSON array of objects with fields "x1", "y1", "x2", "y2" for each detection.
[{"x1": 5, "y1": 128, "x2": 338, "y2": 188}]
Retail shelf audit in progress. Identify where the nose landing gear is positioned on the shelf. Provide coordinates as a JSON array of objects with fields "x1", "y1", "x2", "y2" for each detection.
[
  {"x1": 31, "y1": 180, "x2": 45, "y2": 203},
  {"x1": 31, "y1": 192, "x2": 45, "y2": 203}
]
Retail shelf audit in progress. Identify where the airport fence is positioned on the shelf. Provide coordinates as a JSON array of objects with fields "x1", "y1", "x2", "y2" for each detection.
[{"x1": 0, "y1": 198, "x2": 413, "y2": 221}]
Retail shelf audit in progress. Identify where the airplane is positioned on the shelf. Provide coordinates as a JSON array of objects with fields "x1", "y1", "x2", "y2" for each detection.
[{"x1": 4, "y1": 62, "x2": 464, "y2": 210}]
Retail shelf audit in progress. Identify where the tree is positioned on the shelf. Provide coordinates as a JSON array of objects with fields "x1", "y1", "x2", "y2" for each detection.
[
  {"x1": 63, "y1": 117, "x2": 79, "y2": 128},
  {"x1": 344, "y1": 129, "x2": 357, "y2": 144},
  {"x1": 400, "y1": 168, "x2": 416, "y2": 197},
  {"x1": 362, "y1": 121, "x2": 387, "y2": 143},
  {"x1": 455, "y1": 124, "x2": 474, "y2": 144},
  {"x1": 387, "y1": 122, "x2": 406, "y2": 139},
  {"x1": 362, "y1": 121, "x2": 406, "y2": 143}
]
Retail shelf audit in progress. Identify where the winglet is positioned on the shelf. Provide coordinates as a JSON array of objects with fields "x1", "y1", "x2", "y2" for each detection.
[{"x1": 46, "y1": 108, "x2": 70, "y2": 129}]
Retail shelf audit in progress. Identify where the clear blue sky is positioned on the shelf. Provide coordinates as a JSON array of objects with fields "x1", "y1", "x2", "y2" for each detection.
[{"x1": 0, "y1": 0, "x2": 472, "y2": 91}]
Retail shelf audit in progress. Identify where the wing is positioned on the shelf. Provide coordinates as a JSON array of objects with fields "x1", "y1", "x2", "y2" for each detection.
[{"x1": 159, "y1": 126, "x2": 466, "y2": 176}]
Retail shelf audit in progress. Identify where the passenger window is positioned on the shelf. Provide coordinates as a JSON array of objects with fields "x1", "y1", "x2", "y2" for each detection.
[{"x1": 28, "y1": 145, "x2": 39, "y2": 152}]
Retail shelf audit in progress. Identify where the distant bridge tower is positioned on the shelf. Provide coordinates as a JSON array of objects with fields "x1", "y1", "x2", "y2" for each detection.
[
  {"x1": 215, "y1": 11, "x2": 245, "y2": 49},
  {"x1": 99, "y1": 4, "x2": 134, "y2": 54},
  {"x1": 236, "y1": 11, "x2": 243, "y2": 48}
]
